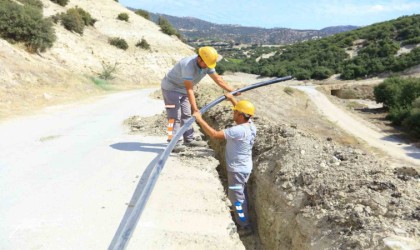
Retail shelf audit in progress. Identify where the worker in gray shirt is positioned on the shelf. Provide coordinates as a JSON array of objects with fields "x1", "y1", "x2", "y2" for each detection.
[
  {"x1": 193, "y1": 93, "x2": 256, "y2": 236},
  {"x1": 161, "y1": 46, "x2": 236, "y2": 151}
]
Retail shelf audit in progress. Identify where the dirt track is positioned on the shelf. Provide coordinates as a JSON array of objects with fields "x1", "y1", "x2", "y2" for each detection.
[{"x1": 294, "y1": 85, "x2": 420, "y2": 167}]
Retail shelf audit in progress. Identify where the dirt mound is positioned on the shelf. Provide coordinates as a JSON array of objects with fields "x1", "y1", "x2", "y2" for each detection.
[
  {"x1": 124, "y1": 112, "x2": 167, "y2": 136},
  {"x1": 194, "y1": 82, "x2": 420, "y2": 249},
  {"x1": 251, "y1": 119, "x2": 419, "y2": 249}
]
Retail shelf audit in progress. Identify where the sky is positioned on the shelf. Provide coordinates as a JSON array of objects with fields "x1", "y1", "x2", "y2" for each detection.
[{"x1": 119, "y1": 0, "x2": 420, "y2": 30}]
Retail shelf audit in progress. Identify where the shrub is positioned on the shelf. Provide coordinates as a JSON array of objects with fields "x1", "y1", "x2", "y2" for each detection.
[
  {"x1": 98, "y1": 61, "x2": 118, "y2": 80},
  {"x1": 59, "y1": 7, "x2": 96, "y2": 34},
  {"x1": 403, "y1": 109, "x2": 420, "y2": 136},
  {"x1": 17, "y1": 0, "x2": 43, "y2": 8},
  {"x1": 109, "y1": 37, "x2": 128, "y2": 50},
  {"x1": 0, "y1": 1, "x2": 56, "y2": 52},
  {"x1": 158, "y1": 16, "x2": 182, "y2": 39},
  {"x1": 50, "y1": 0, "x2": 69, "y2": 7},
  {"x1": 387, "y1": 106, "x2": 411, "y2": 125},
  {"x1": 135, "y1": 9, "x2": 150, "y2": 20},
  {"x1": 117, "y1": 13, "x2": 129, "y2": 22},
  {"x1": 376, "y1": 77, "x2": 420, "y2": 125},
  {"x1": 76, "y1": 7, "x2": 96, "y2": 26},
  {"x1": 374, "y1": 77, "x2": 420, "y2": 108},
  {"x1": 136, "y1": 38, "x2": 150, "y2": 50},
  {"x1": 61, "y1": 8, "x2": 85, "y2": 34},
  {"x1": 311, "y1": 66, "x2": 333, "y2": 80},
  {"x1": 51, "y1": 13, "x2": 63, "y2": 24},
  {"x1": 294, "y1": 68, "x2": 311, "y2": 80},
  {"x1": 402, "y1": 98, "x2": 420, "y2": 136}
]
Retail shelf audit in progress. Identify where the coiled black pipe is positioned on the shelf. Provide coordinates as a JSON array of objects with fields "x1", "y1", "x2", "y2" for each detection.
[{"x1": 109, "y1": 75, "x2": 293, "y2": 250}]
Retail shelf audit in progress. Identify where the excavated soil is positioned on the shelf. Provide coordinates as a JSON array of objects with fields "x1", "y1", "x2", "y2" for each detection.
[{"x1": 126, "y1": 79, "x2": 420, "y2": 249}]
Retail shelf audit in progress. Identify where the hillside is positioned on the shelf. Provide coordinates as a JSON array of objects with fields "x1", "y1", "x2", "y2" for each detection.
[
  {"x1": 0, "y1": 0, "x2": 194, "y2": 118},
  {"x1": 148, "y1": 13, "x2": 359, "y2": 45},
  {"x1": 217, "y1": 14, "x2": 420, "y2": 80}
]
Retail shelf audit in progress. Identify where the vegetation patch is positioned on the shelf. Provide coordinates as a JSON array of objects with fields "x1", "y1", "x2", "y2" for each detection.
[
  {"x1": 136, "y1": 38, "x2": 150, "y2": 50},
  {"x1": 0, "y1": 0, "x2": 56, "y2": 52},
  {"x1": 55, "y1": 7, "x2": 96, "y2": 35},
  {"x1": 90, "y1": 77, "x2": 112, "y2": 90},
  {"x1": 16, "y1": 0, "x2": 43, "y2": 8},
  {"x1": 50, "y1": 0, "x2": 69, "y2": 7},
  {"x1": 374, "y1": 77, "x2": 420, "y2": 137},
  {"x1": 135, "y1": 9, "x2": 150, "y2": 20},
  {"x1": 109, "y1": 37, "x2": 128, "y2": 50},
  {"x1": 158, "y1": 16, "x2": 182, "y2": 40},
  {"x1": 98, "y1": 61, "x2": 118, "y2": 80},
  {"x1": 117, "y1": 13, "x2": 129, "y2": 22},
  {"x1": 218, "y1": 15, "x2": 420, "y2": 80}
]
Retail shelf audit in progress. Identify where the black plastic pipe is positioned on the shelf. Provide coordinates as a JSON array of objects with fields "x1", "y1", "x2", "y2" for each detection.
[{"x1": 108, "y1": 75, "x2": 293, "y2": 250}]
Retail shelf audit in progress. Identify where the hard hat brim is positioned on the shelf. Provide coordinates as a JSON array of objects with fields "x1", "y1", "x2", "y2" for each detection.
[{"x1": 207, "y1": 62, "x2": 216, "y2": 69}]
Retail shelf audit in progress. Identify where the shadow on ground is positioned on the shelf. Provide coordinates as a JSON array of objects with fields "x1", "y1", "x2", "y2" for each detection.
[{"x1": 110, "y1": 142, "x2": 166, "y2": 153}]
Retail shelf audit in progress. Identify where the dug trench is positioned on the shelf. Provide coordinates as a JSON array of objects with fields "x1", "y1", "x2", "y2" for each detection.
[
  {"x1": 196, "y1": 82, "x2": 420, "y2": 249},
  {"x1": 126, "y1": 82, "x2": 420, "y2": 249}
]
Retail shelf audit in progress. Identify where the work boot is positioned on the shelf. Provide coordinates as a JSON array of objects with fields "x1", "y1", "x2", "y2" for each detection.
[
  {"x1": 169, "y1": 140, "x2": 186, "y2": 153},
  {"x1": 184, "y1": 139, "x2": 207, "y2": 147},
  {"x1": 194, "y1": 135, "x2": 203, "y2": 141},
  {"x1": 172, "y1": 144, "x2": 186, "y2": 153},
  {"x1": 237, "y1": 225, "x2": 254, "y2": 237}
]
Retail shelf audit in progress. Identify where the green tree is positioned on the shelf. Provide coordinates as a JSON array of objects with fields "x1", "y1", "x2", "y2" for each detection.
[{"x1": 311, "y1": 66, "x2": 333, "y2": 80}]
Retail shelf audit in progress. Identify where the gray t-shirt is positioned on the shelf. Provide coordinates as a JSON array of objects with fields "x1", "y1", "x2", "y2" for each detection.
[
  {"x1": 161, "y1": 55, "x2": 216, "y2": 94},
  {"x1": 224, "y1": 121, "x2": 257, "y2": 173}
]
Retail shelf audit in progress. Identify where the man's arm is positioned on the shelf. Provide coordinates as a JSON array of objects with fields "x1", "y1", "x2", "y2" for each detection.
[
  {"x1": 209, "y1": 73, "x2": 234, "y2": 92},
  {"x1": 184, "y1": 80, "x2": 199, "y2": 113},
  {"x1": 193, "y1": 113, "x2": 225, "y2": 140},
  {"x1": 225, "y1": 92, "x2": 238, "y2": 107}
]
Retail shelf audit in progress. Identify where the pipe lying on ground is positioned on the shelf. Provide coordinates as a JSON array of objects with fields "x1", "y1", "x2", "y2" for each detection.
[{"x1": 108, "y1": 75, "x2": 293, "y2": 250}]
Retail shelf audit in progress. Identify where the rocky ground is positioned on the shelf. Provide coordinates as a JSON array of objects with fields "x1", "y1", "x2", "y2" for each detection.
[{"x1": 126, "y1": 75, "x2": 420, "y2": 249}]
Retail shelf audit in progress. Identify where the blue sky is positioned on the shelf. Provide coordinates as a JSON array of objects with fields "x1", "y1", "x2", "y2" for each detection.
[{"x1": 119, "y1": 0, "x2": 420, "y2": 30}]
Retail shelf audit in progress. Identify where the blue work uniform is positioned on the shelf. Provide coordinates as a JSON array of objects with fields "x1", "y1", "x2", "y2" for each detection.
[
  {"x1": 224, "y1": 120, "x2": 257, "y2": 227},
  {"x1": 161, "y1": 55, "x2": 216, "y2": 142}
]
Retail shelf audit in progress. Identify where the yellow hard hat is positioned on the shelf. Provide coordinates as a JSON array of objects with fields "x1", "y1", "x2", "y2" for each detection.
[
  {"x1": 198, "y1": 46, "x2": 218, "y2": 69},
  {"x1": 232, "y1": 100, "x2": 255, "y2": 116}
]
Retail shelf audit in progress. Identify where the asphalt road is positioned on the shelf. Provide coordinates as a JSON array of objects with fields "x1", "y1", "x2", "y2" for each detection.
[
  {"x1": 0, "y1": 88, "x2": 243, "y2": 250},
  {"x1": 0, "y1": 89, "x2": 166, "y2": 249}
]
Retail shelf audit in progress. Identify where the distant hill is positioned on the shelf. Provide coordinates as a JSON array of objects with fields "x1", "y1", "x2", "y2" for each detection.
[
  {"x1": 148, "y1": 13, "x2": 358, "y2": 45},
  {"x1": 217, "y1": 14, "x2": 420, "y2": 80}
]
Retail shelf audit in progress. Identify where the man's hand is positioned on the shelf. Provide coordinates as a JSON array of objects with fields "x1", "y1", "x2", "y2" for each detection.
[
  {"x1": 224, "y1": 92, "x2": 238, "y2": 106},
  {"x1": 193, "y1": 111, "x2": 202, "y2": 122},
  {"x1": 233, "y1": 90, "x2": 241, "y2": 96},
  {"x1": 225, "y1": 92, "x2": 234, "y2": 100}
]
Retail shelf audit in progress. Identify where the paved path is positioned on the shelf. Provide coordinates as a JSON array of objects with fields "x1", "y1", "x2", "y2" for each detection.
[{"x1": 0, "y1": 89, "x2": 242, "y2": 249}]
